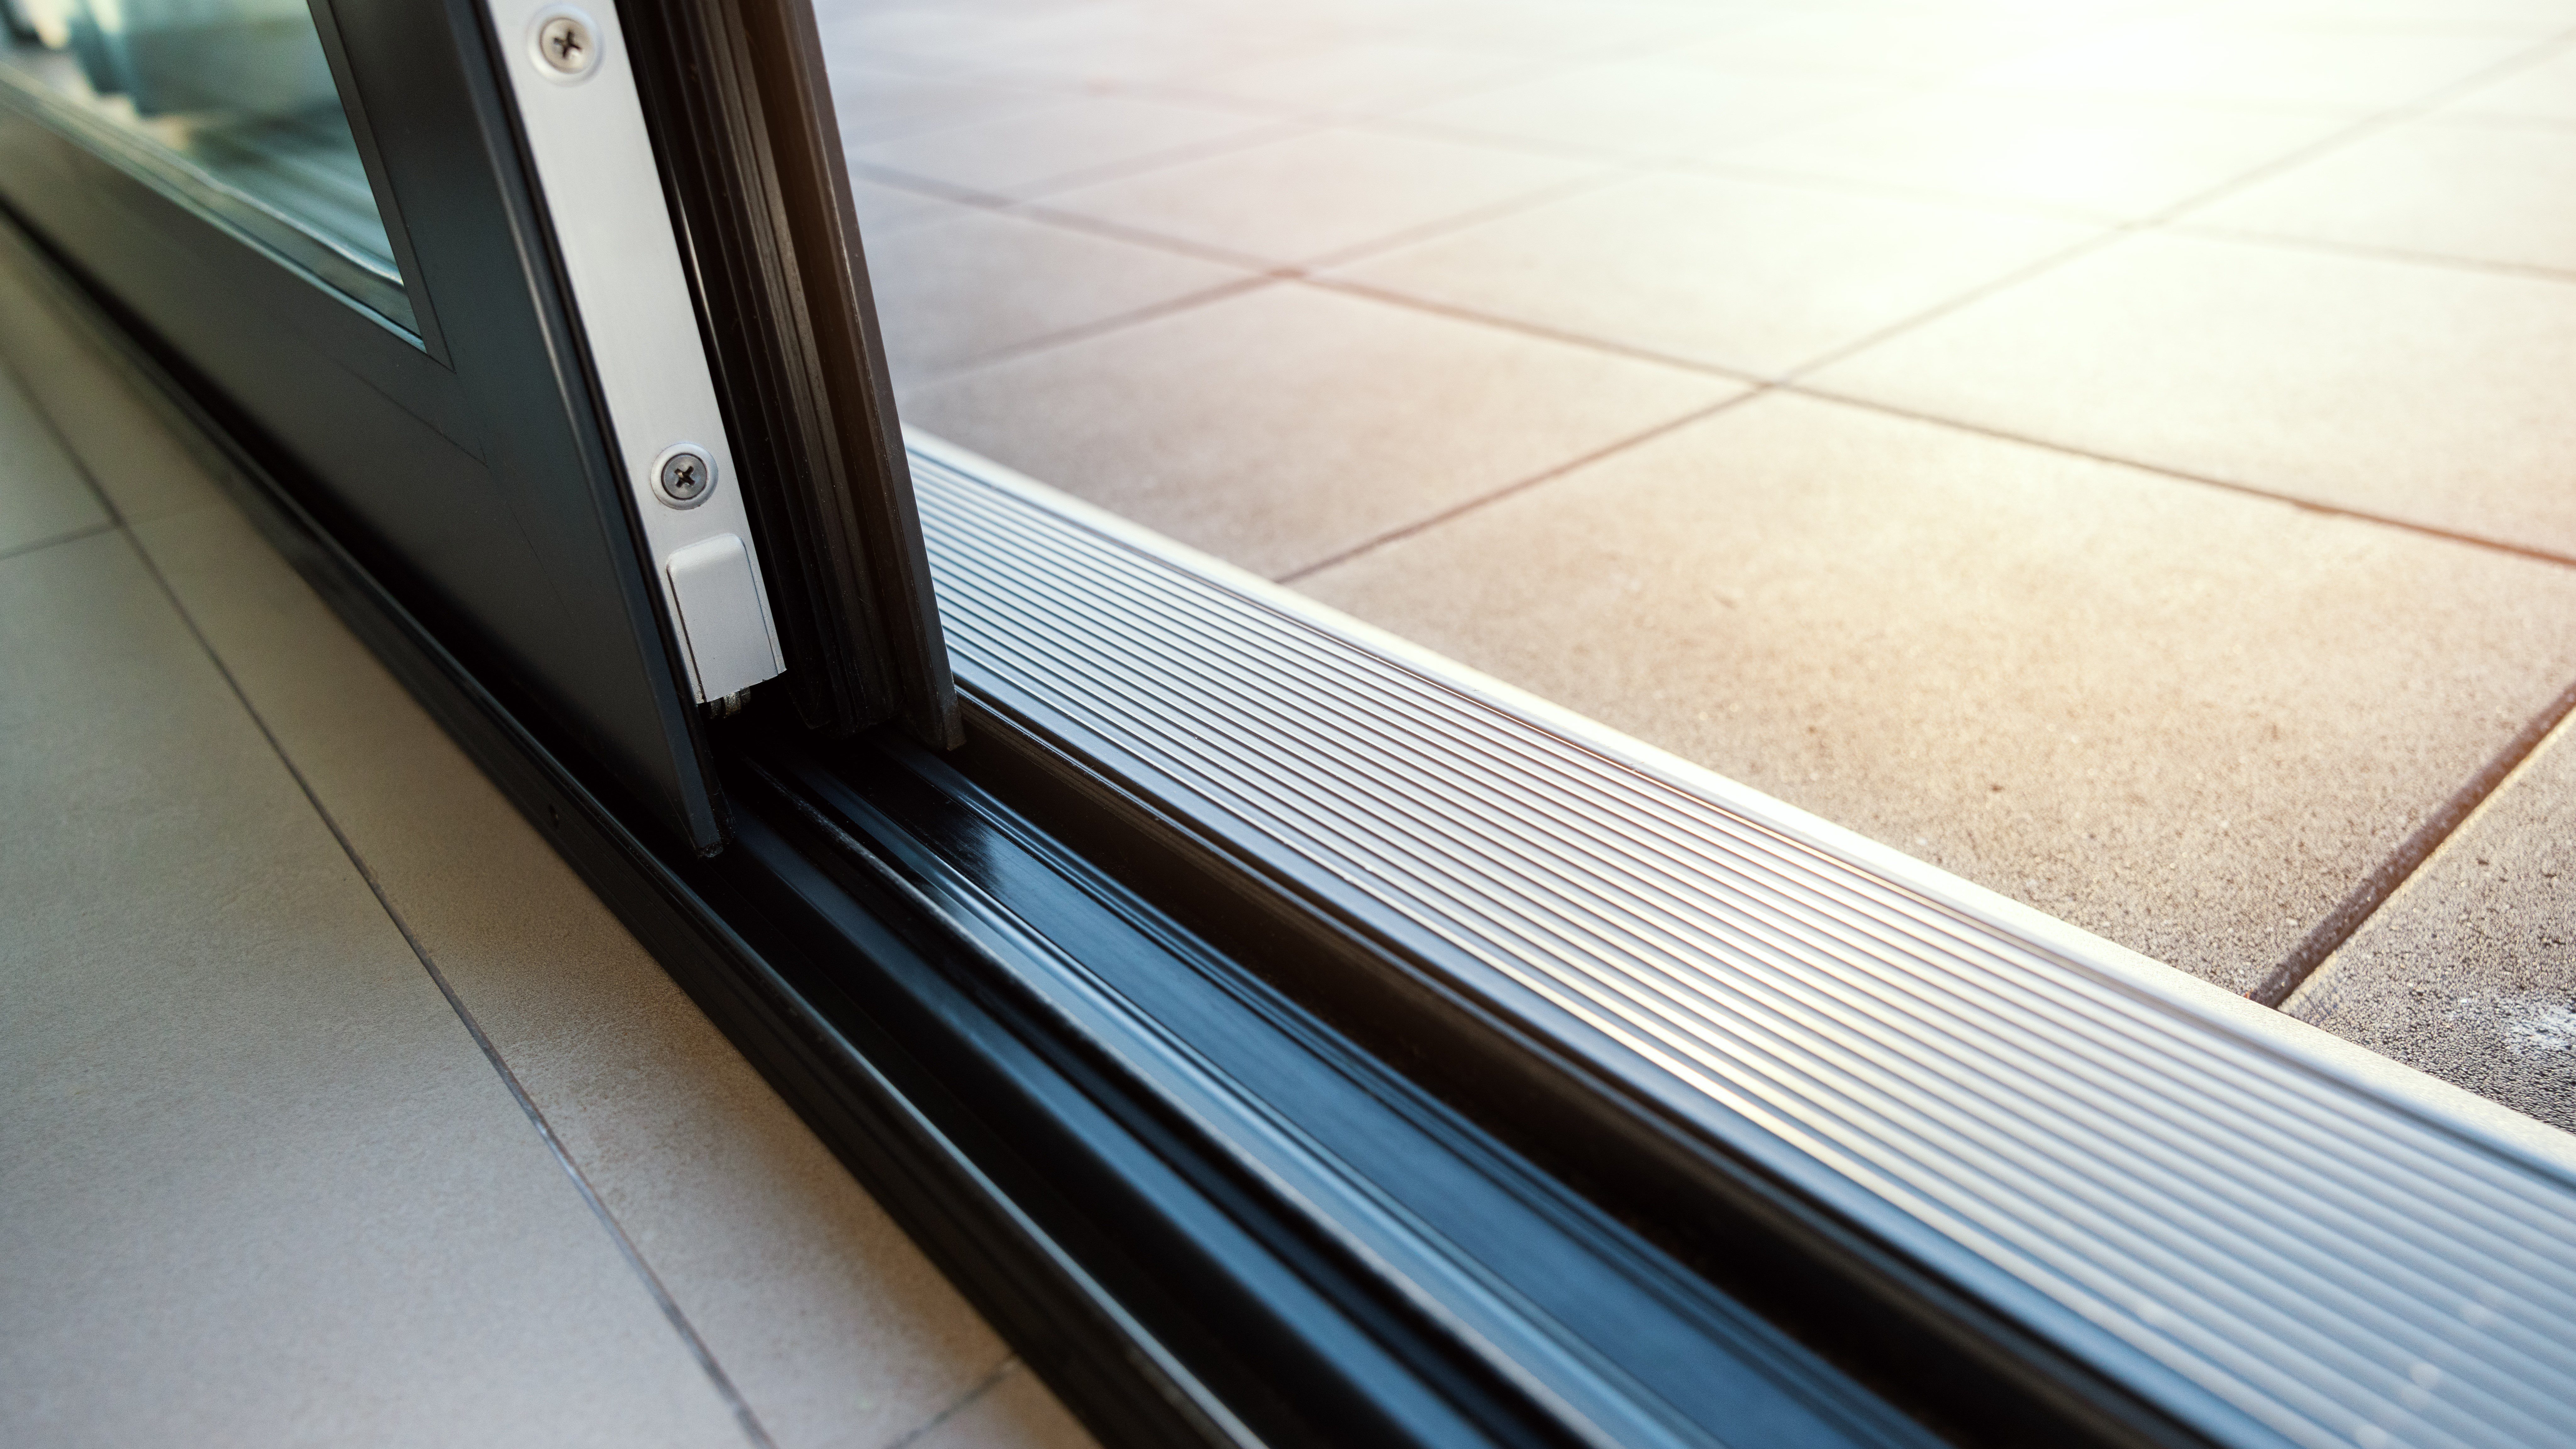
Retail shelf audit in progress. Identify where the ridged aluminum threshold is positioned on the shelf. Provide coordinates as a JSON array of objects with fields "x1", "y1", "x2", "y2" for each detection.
[{"x1": 905, "y1": 430, "x2": 2576, "y2": 1449}]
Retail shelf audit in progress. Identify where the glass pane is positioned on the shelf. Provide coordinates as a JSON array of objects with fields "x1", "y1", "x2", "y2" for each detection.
[{"x1": 0, "y1": 0, "x2": 414, "y2": 332}]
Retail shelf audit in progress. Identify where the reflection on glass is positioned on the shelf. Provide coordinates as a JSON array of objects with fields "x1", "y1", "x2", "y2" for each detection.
[{"x1": 0, "y1": 0, "x2": 414, "y2": 333}]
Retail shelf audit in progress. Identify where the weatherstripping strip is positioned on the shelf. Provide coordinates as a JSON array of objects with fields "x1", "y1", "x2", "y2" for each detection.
[{"x1": 906, "y1": 431, "x2": 2576, "y2": 1449}]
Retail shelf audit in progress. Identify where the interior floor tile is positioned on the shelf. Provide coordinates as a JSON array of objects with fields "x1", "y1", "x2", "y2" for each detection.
[
  {"x1": 0, "y1": 529, "x2": 753, "y2": 1449},
  {"x1": 0, "y1": 366, "x2": 106, "y2": 555}
]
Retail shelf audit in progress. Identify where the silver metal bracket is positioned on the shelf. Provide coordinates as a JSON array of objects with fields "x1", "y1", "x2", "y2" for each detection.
[{"x1": 486, "y1": 0, "x2": 785, "y2": 704}]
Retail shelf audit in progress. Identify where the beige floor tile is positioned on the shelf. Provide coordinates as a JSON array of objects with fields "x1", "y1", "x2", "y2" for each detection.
[
  {"x1": 0, "y1": 270, "x2": 224, "y2": 524},
  {"x1": 1295, "y1": 392, "x2": 2576, "y2": 994},
  {"x1": 907, "y1": 1362, "x2": 1097, "y2": 1449},
  {"x1": 0, "y1": 531, "x2": 749, "y2": 1449},
  {"x1": 2184, "y1": 114, "x2": 2576, "y2": 273},
  {"x1": 1716, "y1": 91, "x2": 2353, "y2": 221},
  {"x1": 1330, "y1": 172, "x2": 2101, "y2": 376},
  {"x1": 2442, "y1": 43, "x2": 2576, "y2": 122},
  {"x1": 1035, "y1": 125, "x2": 1607, "y2": 268},
  {"x1": 899, "y1": 283, "x2": 1738, "y2": 578},
  {"x1": 845, "y1": 94, "x2": 1301, "y2": 198},
  {"x1": 1963, "y1": 16, "x2": 2542, "y2": 113},
  {"x1": 127, "y1": 494, "x2": 1085, "y2": 1449},
  {"x1": 2288, "y1": 713, "x2": 2576, "y2": 1132},
  {"x1": 0, "y1": 368, "x2": 107, "y2": 555},
  {"x1": 1390, "y1": 58, "x2": 1916, "y2": 164},
  {"x1": 865, "y1": 208, "x2": 1255, "y2": 379},
  {"x1": 1806, "y1": 231, "x2": 2576, "y2": 556}
]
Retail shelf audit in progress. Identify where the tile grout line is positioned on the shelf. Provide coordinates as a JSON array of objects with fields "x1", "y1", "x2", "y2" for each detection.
[
  {"x1": 893, "y1": 167, "x2": 1646, "y2": 387},
  {"x1": 130, "y1": 528, "x2": 784, "y2": 1449},
  {"x1": 873, "y1": 33, "x2": 2576, "y2": 408},
  {"x1": 2248, "y1": 674, "x2": 2576, "y2": 1010},
  {"x1": 911, "y1": 30, "x2": 2576, "y2": 587},
  {"x1": 0, "y1": 348, "x2": 779, "y2": 1449},
  {"x1": 897, "y1": 274, "x2": 1281, "y2": 389},
  {"x1": 2157, "y1": 219, "x2": 2576, "y2": 286},
  {"x1": 881, "y1": 1355, "x2": 1019, "y2": 1449},
  {"x1": 1264, "y1": 321, "x2": 2576, "y2": 587},
  {"x1": 1782, "y1": 384, "x2": 2576, "y2": 571},
  {"x1": 1275, "y1": 385, "x2": 1773, "y2": 584},
  {"x1": 0, "y1": 516, "x2": 116, "y2": 564},
  {"x1": 1768, "y1": 29, "x2": 2576, "y2": 390},
  {"x1": 2140, "y1": 27, "x2": 2576, "y2": 231},
  {"x1": 848, "y1": 108, "x2": 1324, "y2": 211}
]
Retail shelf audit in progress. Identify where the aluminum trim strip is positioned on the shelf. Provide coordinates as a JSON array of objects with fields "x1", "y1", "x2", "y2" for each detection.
[{"x1": 906, "y1": 430, "x2": 2576, "y2": 1449}]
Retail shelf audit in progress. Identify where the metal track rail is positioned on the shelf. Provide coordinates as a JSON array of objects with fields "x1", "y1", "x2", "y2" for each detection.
[{"x1": 910, "y1": 432, "x2": 2576, "y2": 1449}]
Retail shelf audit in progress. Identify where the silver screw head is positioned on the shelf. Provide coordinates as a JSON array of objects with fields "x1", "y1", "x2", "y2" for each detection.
[
  {"x1": 534, "y1": 12, "x2": 597, "y2": 77},
  {"x1": 658, "y1": 447, "x2": 713, "y2": 505}
]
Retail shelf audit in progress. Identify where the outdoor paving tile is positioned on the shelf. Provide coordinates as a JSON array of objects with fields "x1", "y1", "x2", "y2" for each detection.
[
  {"x1": 812, "y1": 1, "x2": 1004, "y2": 73},
  {"x1": 1035, "y1": 125, "x2": 1608, "y2": 268},
  {"x1": 845, "y1": 93, "x2": 1302, "y2": 198},
  {"x1": 2288, "y1": 713, "x2": 2576, "y2": 1133},
  {"x1": 898, "y1": 282, "x2": 1738, "y2": 579},
  {"x1": 864, "y1": 207, "x2": 1256, "y2": 379},
  {"x1": 1715, "y1": 90, "x2": 2352, "y2": 221},
  {"x1": 1390, "y1": 58, "x2": 1917, "y2": 164},
  {"x1": 1377, "y1": 0, "x2": 1755, "y2": 54},
  {"x1": 1680, "y1": 8, "x2": 2112, "y2": 80},
  {"x1": 2224, "y1": 0, "x2": 2576, "y2": 34},
  {"x1": 1329, "y1": 172, "x2": 2102, "y2": 377},
  {"x1": 849, "y1": 174, "x2": 966, "y2": 234},
  {"x1": 1962, "y1": 16, "x2": 2541, "y2": 113},
  {"x1": 128, "y1": 495, "x2": 1080, "y2": 1449},
  {"x1": 1159, "y1": 39, "x2": 1561, "y2": 117},
  {"x1": 1803, "y1": 230, "x2": 2576, "y2": 558},
  {"x1": 1294, "y1": 391, "x2": 2576, "y2": 996},
  {"x1": 2184, "y1": 113, "x2": 2576, "y2": 274},
  {"x1": 826, "y1": 63, "x2": 1067, "y2": 142},
  {"x1": 2440, "y1": 43, "x2": 2576, "y2": 121},
  {"x1": 938, "y1": 8, "x2": 1377, "y2": 91},
  {"x1": 0, "y1": 369, "x2": 105, "y2": 555},
  {"x1": 0, "y1": 528, "x2": 750, "y2": 1449}
]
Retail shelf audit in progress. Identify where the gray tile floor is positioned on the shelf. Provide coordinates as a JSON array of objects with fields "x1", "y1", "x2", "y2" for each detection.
[
  {"x1": 0, "y1": 263, "x2": 1092, "y2": 1446},
  {"x1": 830, "y1": 0, "x2": 2576, "y2": 1129}
]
